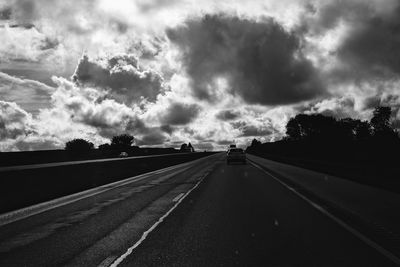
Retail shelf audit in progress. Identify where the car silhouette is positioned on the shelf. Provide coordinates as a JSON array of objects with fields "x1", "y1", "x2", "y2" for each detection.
[
  {"x1": 119, "y1": 152, "x2": 128, "y2": 158},
  {"x1": 226, "y1": 148, "x2": 246, "y2": 165}
]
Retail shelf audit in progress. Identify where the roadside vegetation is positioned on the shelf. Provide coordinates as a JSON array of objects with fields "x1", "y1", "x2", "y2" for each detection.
[{"x1": 246, "y1": 106, "x2": 400, "y2": 193}]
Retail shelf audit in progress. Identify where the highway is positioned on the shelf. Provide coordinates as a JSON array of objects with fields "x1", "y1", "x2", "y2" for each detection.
[{"x1": 0, "y1": 153, "x2": 398, "y2": 266}]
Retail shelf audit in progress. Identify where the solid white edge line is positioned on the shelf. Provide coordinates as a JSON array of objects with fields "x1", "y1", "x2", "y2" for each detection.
[
  {"x1": 110, "y1": 173, "x2": 209, "y2": 267},
  {"x1": 249, "y1": 161, "x2": 400, "y2": 265}
]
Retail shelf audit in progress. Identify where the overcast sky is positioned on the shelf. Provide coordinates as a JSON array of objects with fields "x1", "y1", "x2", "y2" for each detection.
[{"x1": 1, "y1": 0, "x2": 400, "y2": 151}]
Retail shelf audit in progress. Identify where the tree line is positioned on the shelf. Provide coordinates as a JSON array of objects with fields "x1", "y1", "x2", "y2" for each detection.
[
  {"x1": 285, "y1": 106, "x2": 398, "y2": 143},
  {"x1": 65, "y1": 134, "x2": 136, "y2": 154},
  {"x1": 65, "y1": 134, "x2": 195, "y2": 155},
  {"x1": 247, "y1": 106, "x2": 399, "y2": 161}
]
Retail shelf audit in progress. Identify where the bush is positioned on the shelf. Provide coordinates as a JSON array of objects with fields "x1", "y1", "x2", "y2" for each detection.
[{"x1": 65, "y1": 139, "x2": 94, "y2": 153}]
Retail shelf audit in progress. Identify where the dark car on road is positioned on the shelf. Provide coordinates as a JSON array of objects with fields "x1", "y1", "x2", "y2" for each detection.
[{"x1": 226, "y1": 148, "x2": 246, "y2": 165}]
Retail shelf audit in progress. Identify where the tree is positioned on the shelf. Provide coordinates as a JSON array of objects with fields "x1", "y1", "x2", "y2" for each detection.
[
  {"x1": 371, "y1": 106, "x2": 392, "y2": 134},
  {"x1": 65, "y1": 139, "x2": 94, "y2": 153},
  {"x1": 285, "y1": 114, "x2": 336, "y2": 141},
  {"x1": 336, "y1": 118, "x2": 359, "y2": 141},
  {"x1": 369, "y1": 106, "x2": 400, "y2": 142},
  {"x1": 354, "y1": 120, "x2": 371, "y2": 141},
  {"x1": 286, "y1": 117, "x2": 302, "y2": 140},
  {"x1": 111, "y1": 134, "x2": 134, "y2": 150},
  {"x1": 187, "y1": 142, "x2": 195, "y2": 152},
  {"x1": 98, "y1": 143, "x2": 111, "y2": 151},
  {"x1": 247, "y1": 138, "x2": 262, "y2": 153},
  {"x1": 251, "y1": 138, "x2": 262, "y2": 147},
  {"x1": 180, "y1": 143, "x2": 188, "y2": 151}
]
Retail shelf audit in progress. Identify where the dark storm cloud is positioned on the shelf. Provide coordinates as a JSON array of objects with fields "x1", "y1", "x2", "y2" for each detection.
[
  {"x1": 0, "y1": 7, "x2": 12, "y2": 20},
  {"x1": 90, "y1": 114, "x2": 146, "y2": 139},
  {"x1": 193, "y1": 142, "x2": 214, "y2": 151},
  {"x1": 363, "y1": 96, "x2": 382, "y2": 111},
  {"x1": 215, "y1": 109, "x2": 241, "y2": 121},
  {"x1": 8, "y1": 22, "x2": 35, "y2": 29},
  {"x1": 160, "y1": 124, "x2": 174, "y2": 134},
  {"x1": 304, "y1": 1, "x2": 400, "y2": 81},
  {"x1": 14, "y1": 138, "x2": 58, "y2": 151},
  {"x1": 217, "y1": 139, "x2": 234, "y2": 145},
  {"x1": 240, "y1": 125, "x2": 272, "y2": 137},
  {"x1": 136, "y1": 130, "x2": 167, "y2": 145},
  {"x1": 72, "y1": 54, "x2": 164, "y2": 104},
  {"x1": 8, "y1": 0, "x2": 44, "y2": 24},
  {"x1": 363, "y1": 94, "x2": 400, "y2": 113},
  {"x1": 231, "y1": 121, "x2": 273, "y2": 137},
  {"x1": 161, "y1": 102, "x2": 200, "y2": 125},
  {"x1": 338, "y1": 9, "x2": 400, "y2": 78},
  {"x1": 39, "y1": 38, "x2": 59, "y2": 51},
  {"x1": 167, "y1": 14, "x2": 323, "y2": 105},
  {"x1": 126, "y1": 118, "x2": 147, "y2": 134},
  {"x1": 91, "y1": 115, "x2": 164, "y2": 142}
]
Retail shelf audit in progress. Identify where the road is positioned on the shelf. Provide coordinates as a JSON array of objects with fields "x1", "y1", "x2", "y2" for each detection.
[{"x1": 0, "y1": 153, "x2": 397, "y2": 266}]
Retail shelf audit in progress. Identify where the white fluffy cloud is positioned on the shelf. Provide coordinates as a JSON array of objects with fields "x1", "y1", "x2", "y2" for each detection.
[
  {"x1": 0, "y1": 100, "x2": 33, "y2": 139},
  {"x1": 0, "y1": 100, "x2": 37, "y2": 151}
]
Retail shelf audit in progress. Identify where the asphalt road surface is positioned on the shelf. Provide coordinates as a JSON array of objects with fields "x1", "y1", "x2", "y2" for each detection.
[
  {"x1": 0, "y1": 153, "x2": 397, "y2": 266},
  {"x1": 119, "y1": 157, "x2": 396, "y2": 267}
]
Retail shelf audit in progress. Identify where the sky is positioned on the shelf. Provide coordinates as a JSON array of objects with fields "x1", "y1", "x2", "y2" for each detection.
[{"x1": 1, "y1": 0, "x2": 400, "y2": 151}]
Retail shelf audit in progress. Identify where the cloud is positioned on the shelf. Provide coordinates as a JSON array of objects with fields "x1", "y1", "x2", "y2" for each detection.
[
  {"x1": 0, "y1": 100, "x2": 34, "y2": 140},
  {"x1": 215, "y1": 109, "x2": 241, "y2": 121},
  {"x1": 302, "y1": 0, "x2": 400, "y2": 82},
  {"x1": 216, "y1": 139, "x2": 234, "y2": 145},
  {"x1": 160, "y1": 102, "x2": 200, "y2": 125},
  {"x1": 13, "y1": 135, "x2": 61, "y2": 151},
  {"x1": 167, "y1": 14, "x2": 324, "y2": 105},
  {"x1": 0, "y1": 71, "x2": 54, "y2": 115},
  {"x1": 192, "y1": 142, "x2": 214, "y2": 151},
  {"x1": 160, "y1": 124, "x2": 174, "y2": 134},
  {"x1": 240, "y1": 125, "x2": 273, "y2": 137},
  {"x1": 231, "y1": 120, "x2": 273, "y2": 137},
  {"x1": 0, "y1": 24, "x2": 51, "y2": 62},
  {"x1": 136, "y1": 130, "x2": 167, "y2": 145},
  {"x1": 306, "y1": 97, "x2": 358, "y2": 119},
  {"x1": 0, "y1": 6, "x2": 11, "y2": 20},
  {"x1": 46, "y1": 77, "x2": 147, "y2": 139},
  {"x1": 3, "y1": 0, "x2": 400, "y2": 152},
  {"x1": 337, "y1": 6, "x2": 400, "y2": 79},
  {"x1": 72, "y1": 54, "x2": 165, "y2": 104}
]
